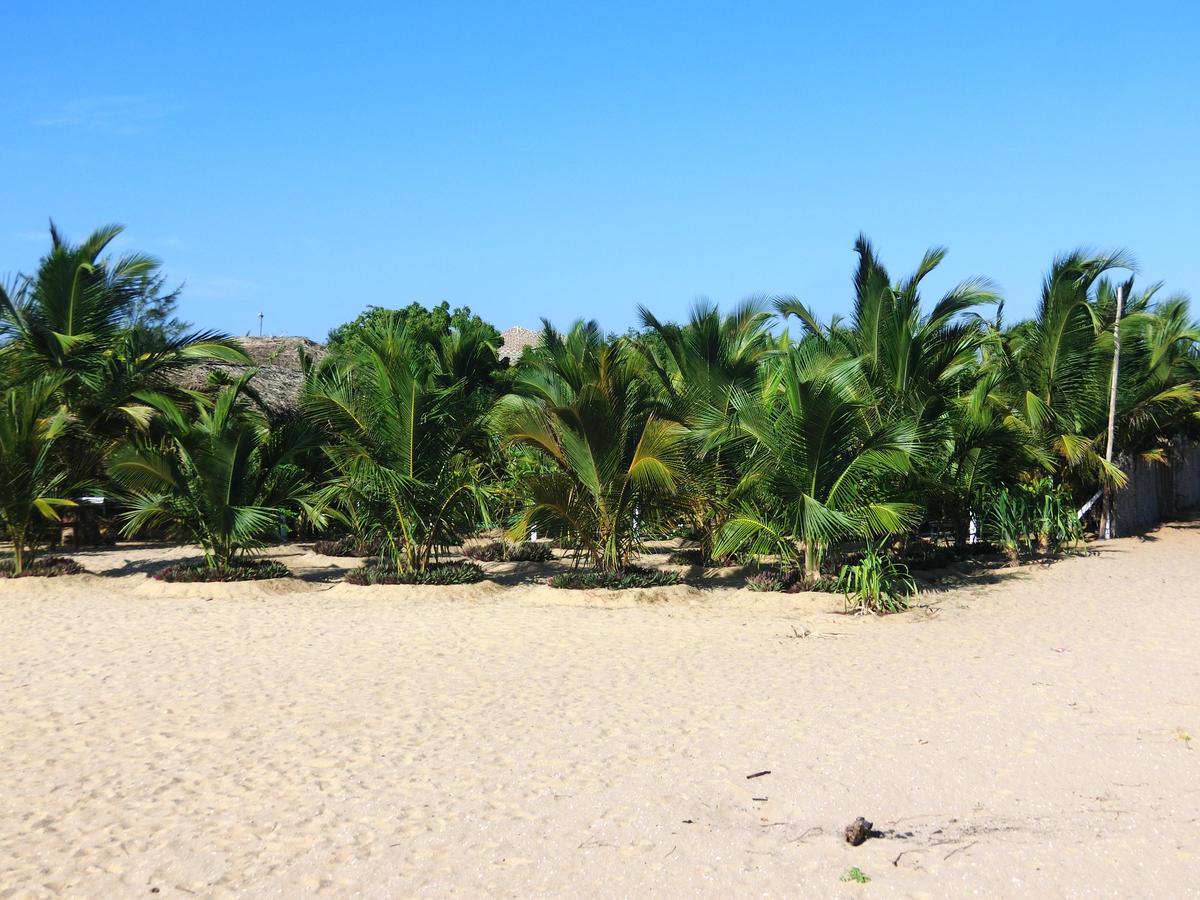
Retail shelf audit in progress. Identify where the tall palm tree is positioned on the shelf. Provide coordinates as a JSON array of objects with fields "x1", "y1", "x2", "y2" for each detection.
[
  {"x1": 108, "y1": 373, "x2": 318, "y2": 568},
  {"x1": 303, "y1": 320, "x2": 495, "y2": 573},
  {"x1": 776, "y1": 235, "x2": 1001, "y2": 544},
  {"x1": 498, "y1": 321, "x2": 688, "y2": 573},
  {"x1": 0, "y1": 380, "x2": 77, "y2": 574}
]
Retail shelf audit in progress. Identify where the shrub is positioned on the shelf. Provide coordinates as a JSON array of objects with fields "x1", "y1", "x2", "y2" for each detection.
[
  {"x1": 313, "y1": 535, "x2": 382, "y2": 557},
  {"x1": 344, "y1": 562, "x2": 486, "y2": 586},
  {"x1": 549, "y1": 568, "x2": 682, "y2": 590},
  {"x1": 0, "y1": 556, "x2": 84, "y2": 578},
  {"x1": 156, "y1": 560, "x2": 292, "y2": 582},
  {"x1": 835, "y1": 544, "x2": 917, "y2": 614},
  {"x1": 462, "y1": 540, "x2": 553, "y2": 562},
  {"x1": 745, "y1": 568, "x2": 836, "y2": 593}
]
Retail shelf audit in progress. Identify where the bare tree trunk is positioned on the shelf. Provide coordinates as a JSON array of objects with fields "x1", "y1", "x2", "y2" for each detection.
[{"x1": 1101, "y1": 283, "x2": 1127, "y2": 540}]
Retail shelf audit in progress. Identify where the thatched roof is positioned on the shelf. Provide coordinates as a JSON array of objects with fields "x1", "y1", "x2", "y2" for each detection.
[
  {"x1": 177, "y1": 330, "x2": 539, "y2": 414},
  {"x1": 176, "y1": 336, "x2": 326, "y2": 416},
  {"x1": 499, "y1": 326, "x2": 541, "y2": 361}
]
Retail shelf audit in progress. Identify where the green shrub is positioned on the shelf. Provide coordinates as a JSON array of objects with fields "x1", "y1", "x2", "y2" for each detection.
[
  {"x1": 345, "y1": 562, "x2": 486, "y2": 586},
  {"x1": 462, "y1": 540, "x2": 553, "y2": 562},
  {"x1": 549, "y1": 568, "x2": 682, "y2": 590},
  {"x1": 313, "y1": 535, "x2": 382, "y2": 557},
  {"x1": 745, "y1": 568, "x2": 836, "y2": 593},
  {"x1": 836, "y1": 543, "x2": 917, "y2": 614},
  {"x1": 156, "y1": 560, "x2": 291, "y2": 582},
  {"x1": 0, "y1": 556, "x2": 85, "y2": 578}
]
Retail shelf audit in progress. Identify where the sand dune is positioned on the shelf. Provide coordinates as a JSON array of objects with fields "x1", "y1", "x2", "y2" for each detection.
[{"x1": 2, "y1": 526, "x2": 1199, "y2": 896}]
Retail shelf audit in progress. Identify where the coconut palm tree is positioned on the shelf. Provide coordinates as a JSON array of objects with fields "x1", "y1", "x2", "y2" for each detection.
[
  {"x1": 715, "y1": 343, "x2": 927, "y2": 579},
  {"x1": 978, "y1": 250, "x2": 1136, "y2": 490},
  {"x1": 0, "y1": 380, "x2": 77, "y2": 574},
  {"x1": 634, "y1": 300, "x2": 776, "y2": 561},
  {"x1": 303, "y1": 319, "x2": 495, "y2": 573},
  {"x1": 776, "y1": 235, "x2": 1003, "y2": 545},
  {"x1": 0, "y1": 223, "x2": 247, "y2": 481},
  {"x1": 108, "y1": 373, "x2": 319, "y2": 568},
  {"x1": 498, "y1": 321, "x2": 688, "y2": 573}
]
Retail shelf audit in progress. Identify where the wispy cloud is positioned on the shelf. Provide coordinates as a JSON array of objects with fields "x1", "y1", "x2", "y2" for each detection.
[{"x1": 33, "y1": 95, "x2": 173, "y2": 134}]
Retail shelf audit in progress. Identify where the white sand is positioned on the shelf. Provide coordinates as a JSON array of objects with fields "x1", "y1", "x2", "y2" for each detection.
[{"x1": 2, "y1": 526, "x2": 1199, "y2": 897}]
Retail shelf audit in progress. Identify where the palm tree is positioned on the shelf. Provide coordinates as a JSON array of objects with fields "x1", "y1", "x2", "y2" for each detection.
[
  {"x1": 498, "y1": 321, "x2": 688, "y2": 573},
  {"x1": 776, "y1": 235, "x2": 1002, "y2": 546},
  {"x1": 0, "y1": 223, "x2": 247, "y2": 481},
  {"x1": 0, "y1": 380, "x2": 77, "y2": 574},
  {"x1": 634, "y1": 300, "x2": 776, "y2": 561},
  {"x1": 978, "y1": 250, "x2": 1136, "y2": 490},
  {"x1": 108, "y1": 373, "x2": 318, "y2": 568},
  {"x1": 715, "y1": 343, "x2": 927, "y2": 579},
  {"x1": 303, "y1": 320, "x2": 495, "y2": 573}
]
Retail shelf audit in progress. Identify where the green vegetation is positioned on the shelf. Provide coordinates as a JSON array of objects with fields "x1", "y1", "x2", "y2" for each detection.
[
  {"x1": 836, "y1": 543, "x2": 919, "y2": 614},
  {"x1": 107, "y1": 374, "x2": 319, "y2": 569},
  {"x1": 3, "y1": 224, "x2": 1198, "y2": 588},
  {"x1": 155, "y1": 560, "x2": 291, "y2": 582},
  {"x1": 549, "y1": 568, "x2": 682, "y2": 590},
  {"x1": 840, "y1": 867, "x2": 871, "y2": 884},
  {"x1": 344, "y1": 561, "x2": 485, "y2": 586},
  {"x1": 462, "y1": 540, "x2": 554, "y2": 562},
  {"x1": 0, "y1": 380, "x2": 77, "y2": 574}
]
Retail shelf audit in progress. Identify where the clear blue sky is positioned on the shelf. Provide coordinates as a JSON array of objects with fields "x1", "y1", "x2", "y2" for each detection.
[{"x1": 3, "y1": 1, "x2": 1197, "y2": 340}]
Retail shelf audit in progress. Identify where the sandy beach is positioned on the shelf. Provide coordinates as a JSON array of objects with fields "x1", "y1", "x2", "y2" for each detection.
[{"x1": 2, "y1": 525, "x2": 1198, "y2": 897}]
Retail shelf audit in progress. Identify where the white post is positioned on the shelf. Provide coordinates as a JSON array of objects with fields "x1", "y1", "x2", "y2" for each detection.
[{"x1": 1101, "y1": 282, "x2": 1127, "y2": 540}]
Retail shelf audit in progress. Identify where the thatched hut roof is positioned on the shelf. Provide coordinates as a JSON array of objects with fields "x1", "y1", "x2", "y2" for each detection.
[
  {"x1": 499, "y1": 326, "x2": 541, "y2": 361},
  {"x1": 176, "y1": 336, "x2": 326, "y2": 416}
]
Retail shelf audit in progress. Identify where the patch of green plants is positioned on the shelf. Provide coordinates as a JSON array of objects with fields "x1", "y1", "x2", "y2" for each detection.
[
  {"x1": 549, "y1": 568, "x2": 682, "y2": 590},
  {"x1": 745, "y1": 568, "x2": 837, "y2": 593},
  {"x1": 462, "y1": 540, "x2": 554, "y2": 562},
  {"x1": 985, "y1": 478, "x2": 1083, "y2": 562},
  {"x1": 155, "y1": 560, "x2": 292, "y2": 582},
  {"x1": 839, "y1": 867, "x2": 870, "y2": 884},
  {"x1": 0, "y1": 556, "x2": 85, "y2": 578},
  {"x1": 836, "y1": 543, "x2": 917, "y2": 614},
  {"x1": 344, "y1": 562, "x2": 486, "y2": 586},
  {"x1": 312, "y1": 534, "x2": 383, "y2": 557}
]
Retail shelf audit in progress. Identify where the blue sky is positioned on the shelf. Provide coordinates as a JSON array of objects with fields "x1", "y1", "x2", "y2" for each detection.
[{"x1": 3, "y1": 1, "x2": 1197, "y2": 340}]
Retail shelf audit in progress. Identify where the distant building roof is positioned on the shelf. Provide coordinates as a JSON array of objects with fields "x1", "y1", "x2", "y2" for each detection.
[{"x1": 499, "y1": 326, "x2": 541, "y2": 361}]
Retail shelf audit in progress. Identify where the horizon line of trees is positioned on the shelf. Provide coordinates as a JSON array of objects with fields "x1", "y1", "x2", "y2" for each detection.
[{"x1": 1, "y1": 222, "x2": 1197, "y2": 581}]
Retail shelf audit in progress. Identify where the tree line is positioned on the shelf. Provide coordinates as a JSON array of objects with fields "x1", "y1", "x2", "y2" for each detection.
[{"x1": 2, "y1": 224, "x2": 1196, "y2": 593}]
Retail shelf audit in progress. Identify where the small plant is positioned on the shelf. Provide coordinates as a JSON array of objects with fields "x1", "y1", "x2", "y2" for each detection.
[
  {"x1": 985, "y1": 486, "x2": 1030, "y2": 563},
  {"x1": 549, "y1": 568, "x2": 682, "y2": 590},
  {"x1": 836, "y1": 543, "x2": 917, "y2": 614},
  {"x1": 0, "y1": 556, "x2": 85, "y2": 578},
  {"x1": 1025, "y1": 478, "x2": 1083, "y2": 554},
  {"x1": 745, "y1": 568, "x2": 836, "y2": 593},
  {"x1": 462, "y1": 540, "x2": 554, "y2": 562},
  {"x1": 156, "y1": 560, "x2": 292, "y2": 582},
  {"x1": 345, "y1": 561, "x2": 486, "y2": 586},
  {"x1": 840, "y1": 867, "x2": 870, "y2": 884},
  {"x1": 312, "y1": 534, "x2": 383, "y2": 557}
]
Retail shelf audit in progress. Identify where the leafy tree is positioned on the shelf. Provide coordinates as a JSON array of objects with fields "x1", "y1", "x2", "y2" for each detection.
[
  {"x1": 327, "y1": 300, "x2": 502, "y2": 350},
  {"x1": 108, "y1": 373, "x2": 319, "y2": 568}
]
